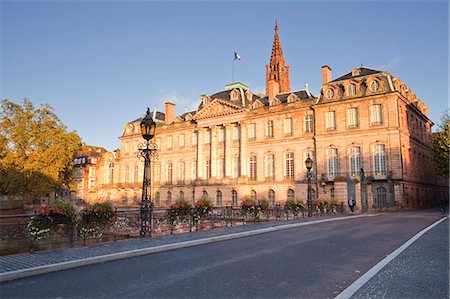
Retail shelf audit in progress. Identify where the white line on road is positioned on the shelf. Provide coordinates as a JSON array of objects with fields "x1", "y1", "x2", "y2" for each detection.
[{"x1": 335, "y1": 216, "x2": 448, "y2": 299}]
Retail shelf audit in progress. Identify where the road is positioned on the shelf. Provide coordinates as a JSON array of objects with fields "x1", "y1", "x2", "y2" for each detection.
[{"x1": 1, "y1": 211, "x2": 446, "y2": 298}]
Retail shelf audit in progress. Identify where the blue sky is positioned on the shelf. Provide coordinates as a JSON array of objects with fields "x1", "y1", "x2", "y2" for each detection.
[{"x1": 2, "y1": 1, "x2": 448, "y2": 151}]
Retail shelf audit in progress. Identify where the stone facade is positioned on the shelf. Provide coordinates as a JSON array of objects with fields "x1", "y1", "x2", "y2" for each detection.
[{"x1": 75, "y1": 24, "x2": 448, "y2": 211}]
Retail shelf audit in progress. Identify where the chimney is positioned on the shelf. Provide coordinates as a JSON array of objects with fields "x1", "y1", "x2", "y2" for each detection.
[
  {"x1": 322, "y1": 65, "x2": 332, "y2": 84},
  {"x1": 165, "y1": 102, "x2": 175, "y2": 125}
]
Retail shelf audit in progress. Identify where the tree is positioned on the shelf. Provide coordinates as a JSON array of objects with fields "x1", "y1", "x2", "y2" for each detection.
[
  {"x1": 431, "y1": 109, "x2": 449, "y2": 178},
  {"x1": 0, "y1": 99, "x2": 82, "y2": 201}
]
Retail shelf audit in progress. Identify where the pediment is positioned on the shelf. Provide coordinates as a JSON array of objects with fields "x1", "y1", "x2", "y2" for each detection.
[{"x1": 193, "y1": 99, "x2": 242, "y2": 120}]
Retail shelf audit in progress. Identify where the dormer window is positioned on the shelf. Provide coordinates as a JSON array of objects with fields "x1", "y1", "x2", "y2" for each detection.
[
  {"x1": 326, "y1": 89, "x2": 334, "y2": 99},
  {"x1": 370, "y1": 80, "x2": 380, "y2": 92},
  {"x1": 347, "y1": 84, "x2": 356, "y2": 96},
  {"x1": 352, "y1": 68, "x2": 361, "y2": 76}
]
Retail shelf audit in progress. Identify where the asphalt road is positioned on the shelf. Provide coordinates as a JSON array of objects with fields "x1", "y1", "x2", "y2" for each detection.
[{"x1": 1, "y1": 211, "x2": 444, "y2": 298}]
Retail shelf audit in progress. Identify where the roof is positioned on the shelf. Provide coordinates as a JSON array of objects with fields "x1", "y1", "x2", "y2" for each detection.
[
  {"x1": 330, "y1": 67, "x2": 383, "y2": 83},
  {"x1": 128, "y1": 111, "x2": 165, "y2": 124}
]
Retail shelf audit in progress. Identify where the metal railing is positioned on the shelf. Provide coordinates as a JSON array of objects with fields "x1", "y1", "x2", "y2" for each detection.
[{"x1": 0, "y1": 205, "x2": 344, "y2": 256}]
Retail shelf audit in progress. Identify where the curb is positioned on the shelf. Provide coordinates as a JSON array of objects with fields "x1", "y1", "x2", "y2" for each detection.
[{"x1": 0, "y1": 213, "x2": 378, "y2": 282}]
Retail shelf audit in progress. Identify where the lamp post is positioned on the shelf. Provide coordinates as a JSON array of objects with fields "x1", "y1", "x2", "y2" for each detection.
[
  {"x1": 139, "y1": 107, "x2": 156, "y2": 237},
  {"x1": 305, "y1": 154, "x2": 313, "y2": 217}
]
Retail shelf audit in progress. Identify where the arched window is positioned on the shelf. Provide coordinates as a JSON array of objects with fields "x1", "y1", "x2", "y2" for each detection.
[
  {"x1": 108, "y1": 163, "x2": 114, "y2": 184},
  {"x1": 216, "y1": 190, "x2": 222, "y2": 206},
  {"x1": 348, "y1": 83, "x2": 356, "y2": 96},
  {"x1": 202, "y1": 190, "x2": 208, "y2": 198},
  {"x1": 124, "y1": 166, "x2": 129, "y2": 183},
  {"x1": 373, "y1": 144, "x2": 387, "y2": 175},
  {"x1": 251, "y1": 190, "x2": 257, "y2": 201},
  {"x1": 155, "y1": 192, "x2": 160, "y2": 206},
  {"x1": 375, "y1": 187, "x2": 388, "y2": 207},
  {"x1": 349, "y1": 147, "x2": 361, "y2": 177},
  {"x1": 167, "y1": 191, "x2": 172, "y2": 206},
  {"x1": 287, "y1": 189, "x2": 295, "y2": 201},
  {"x1": 232, "y1": 190, "x2": 238, "y2": 206},
  {"x1": 167, "y1": 162, "x2": 173, "y2": 184},
  {"x1": 179, "y1": 191, "x2": 184, "y2": 200},
  {"x1": 327, "y1": 148, "x2": 339, "y2": 178},
  {"x1": 268, "y1": 189, "x2": 275, "y2": 204},
  {"x1": 285, "y1": 152, "x2": 294, "y2": 179}
]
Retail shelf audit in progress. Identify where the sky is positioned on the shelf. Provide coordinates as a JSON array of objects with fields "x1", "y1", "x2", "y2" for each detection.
[{"x1": 1, "y1": 0, "x2": 449, "y2": 151}]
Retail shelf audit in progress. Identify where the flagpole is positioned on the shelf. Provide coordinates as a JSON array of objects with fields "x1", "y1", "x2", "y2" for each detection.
[{"x1": 232, "y1": 58, "x2": 235, "y2": 83}]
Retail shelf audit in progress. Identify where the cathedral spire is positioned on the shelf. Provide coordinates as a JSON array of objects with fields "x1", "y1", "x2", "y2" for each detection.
[{"x1": 266, "y1": 22, "x2": 290, "y2": 97}]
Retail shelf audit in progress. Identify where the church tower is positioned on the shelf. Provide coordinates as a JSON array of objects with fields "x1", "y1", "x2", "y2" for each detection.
[{"x1": 266, "y1": 22, "x2": 291, "y2": 99}]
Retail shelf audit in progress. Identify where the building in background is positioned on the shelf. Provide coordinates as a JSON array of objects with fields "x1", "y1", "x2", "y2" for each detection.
[{"x1": 75, "y1": 24, "x2": 448, "y2": 211}]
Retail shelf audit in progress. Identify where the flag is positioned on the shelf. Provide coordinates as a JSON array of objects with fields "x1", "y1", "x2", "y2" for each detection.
[{"x1": 234, "y1": 52, "x2": 243, "y2": 61}]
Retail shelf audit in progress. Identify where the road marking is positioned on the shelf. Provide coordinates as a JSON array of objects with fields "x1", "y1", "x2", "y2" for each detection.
[
  {"x1": 0, "y1": 214, "x2": 378, "y2": 282},
  {"x1": 335, "y1": 216, "x2": 448, "y2": 299}
]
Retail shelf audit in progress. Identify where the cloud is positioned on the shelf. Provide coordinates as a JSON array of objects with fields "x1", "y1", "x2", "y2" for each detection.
[{"x1": 377, "y1": 56, "x2": 403, "y2": 70}]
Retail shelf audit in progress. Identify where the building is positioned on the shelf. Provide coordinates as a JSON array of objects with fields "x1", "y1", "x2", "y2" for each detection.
[{"x1": 78, "y1": 24, "x2": 448, "y2": 211}]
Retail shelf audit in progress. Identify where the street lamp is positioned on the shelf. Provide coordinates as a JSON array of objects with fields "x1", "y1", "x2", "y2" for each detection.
[
  {"x1": 139, "y1": 107, "x2": 157, "y2": 237},
  {"x1": 305, "y1": 154, "x2": 313, "y2": 217}
]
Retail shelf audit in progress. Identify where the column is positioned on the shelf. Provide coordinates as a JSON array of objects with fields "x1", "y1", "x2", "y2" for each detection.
[
  {"x1": 197, "y1": 128, "x2": 204, "y2": 179},
  {"x1": 239, "y1": 122, "x2": 247, "y2": 177},
  {"x1": 225, "y1": 124, "x2": 232, "y2": 177},
  {"x1": 211, "y1": 126, "x2": 217, "y2": 178}
]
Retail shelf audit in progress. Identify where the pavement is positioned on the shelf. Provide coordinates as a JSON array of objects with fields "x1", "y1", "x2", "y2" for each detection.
[
  {"x1": 0, "y1": 210, "x2": 447, "y2": 299},
  {"x1": 0, "y1": 213, "x2": 371, "y2": 282}
]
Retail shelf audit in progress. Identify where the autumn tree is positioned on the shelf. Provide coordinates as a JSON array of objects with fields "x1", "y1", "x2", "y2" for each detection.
[
  {"x1": 0, "y1": 99, "x2": 82, "y2": 202},
  {"x1": 431, "y1": 109, "x2": 449, "y2": 178}
]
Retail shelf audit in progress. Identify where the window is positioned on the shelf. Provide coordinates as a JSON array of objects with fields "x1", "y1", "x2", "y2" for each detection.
[
  {"x1": 179, "y1": 191, "x2": 184, "y2": 200},
  {"x1": 88, "y1": 166, "x2": 96, "y2": 177},
  {"x1": 251, "y1": 190, "x2": 257, "y2": 201},
  {"x1": 347, "y1": 107, "x2": 359, "y2": 128},
  {"x1": 347, "y1": 83, "x2": 356, "y2": 96},
  {"x1": 202, "y1": 190, "x2": 208, "y2": 198},
  {"x1": 218, "y1": 127, "x2": 225, "y2": 143},
  {"x1": 192, "y1": 132, "x2": 198, "y2": 146},
  {"x1": 370, "y1": 104, "x2": 383, "y2": 125},
  {"x1": 167, "y1": 191, "x2": 172, "y2": 206},
  {"x1": 265, "y1": 154, "x2": 275, "y2": 179},
  {"x1": 232, "y1": 126, "x2": 240, "y2": 141},
  {"x1": 191, "y1": 160, "x2": 197, "y2": 180},
  {"x1": 268, "y1": 189, "x2": 275, "y2": 204},
  {"x1": 373, "y1": 144, "x2": 387, "y2": 175},
  {"x1": 326, "y1": 111, "x2": 336, "y2": 130},
  {"x1": 232, "y1": 190, "x2": 238, "y2": 206},
  {"x1": 285, "y1": 152, "x2": 294, "y2": 179},
  {"x1": 326, "y1": 89, "x2": 334, "y2": 99},
  {"x1": 179, "y1": 134, "x2": 185, "y2": 148},
  {"x1": 155, "y1": 192, "x2": 160, "y2": 206},
  {"x1": 284, "y1": 118, "x2": 293, "y2": 136},
  {"x1": 124, "y1": 166, "x2": 129, "y2": 183},
  {"x1": 287, "y1": 189, "x2": 295, "y2": 201},
  {"x1": 167, "y1": 162, "x2": 173, "y2": 184},
  {"x1": 327, "y1": 148, "x2": 339, "y2": 178},
  {"x1": 205, "y1": 159, "x2": 211, "y2": 179},
  {"x1": 217, "y1": 158, "x2": 224, "y2": 179},
  {"x1": 248, "y1": 123, "x2": 256, "y2": 140},
  {"x1": 134, "y1": 165, "x2": 139, "y2": 183},
  {"x1": 155, "y1": 163, "x2": 161, "y2": 183},
  {"x1": 216, "y1": 190, "x2": 222, "y2": 206},
  {"x1": 249, "y1": 155, "x2": 257, "y2": 180},
  {"x1": 266, "y1": 120, "x2": 274, "y2": 138},
  {"x1": 304, "y1": 114, "x2": 313, "y2": 133},
  {"x1": 349, "y1": 147, "x2": 361, "y2": 177},
  {"x1": 232, "y1": 156, "x2": 240, "y2": 178},
  {"x1": 204, "y1": 129, "x2": 211, "y2": 144},
  {"x1": 178, "y1": 161, "x2": 185, "y2": 184},
  {"x1": 370, "y1": 80, "x2": 380, "y2": 92},
  {"x1": 374, "y1": 187, "x2": 388, "y2": 207},
  {"x1": 108, "y1": 163, "x2": 114, "y2": 184},
  {"x1": 330, "y1": 187, "x2": 335, "y2": 200},
  {"x1": 167, "y1": 136, "x2": 173, "y2": 150}
]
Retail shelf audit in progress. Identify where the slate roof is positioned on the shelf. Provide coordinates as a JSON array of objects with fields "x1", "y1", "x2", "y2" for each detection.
[
  {"x1": 330, "y1": 67, "x2": 383, "y2": 83},
  {"x1": 128, "y1": 111, "x2": 166, "y2": 124}
]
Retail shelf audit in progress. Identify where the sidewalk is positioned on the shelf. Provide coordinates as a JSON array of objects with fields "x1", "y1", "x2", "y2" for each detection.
[{"x1": 1, "y1": 213, "x2": 370, "y2": 282}]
